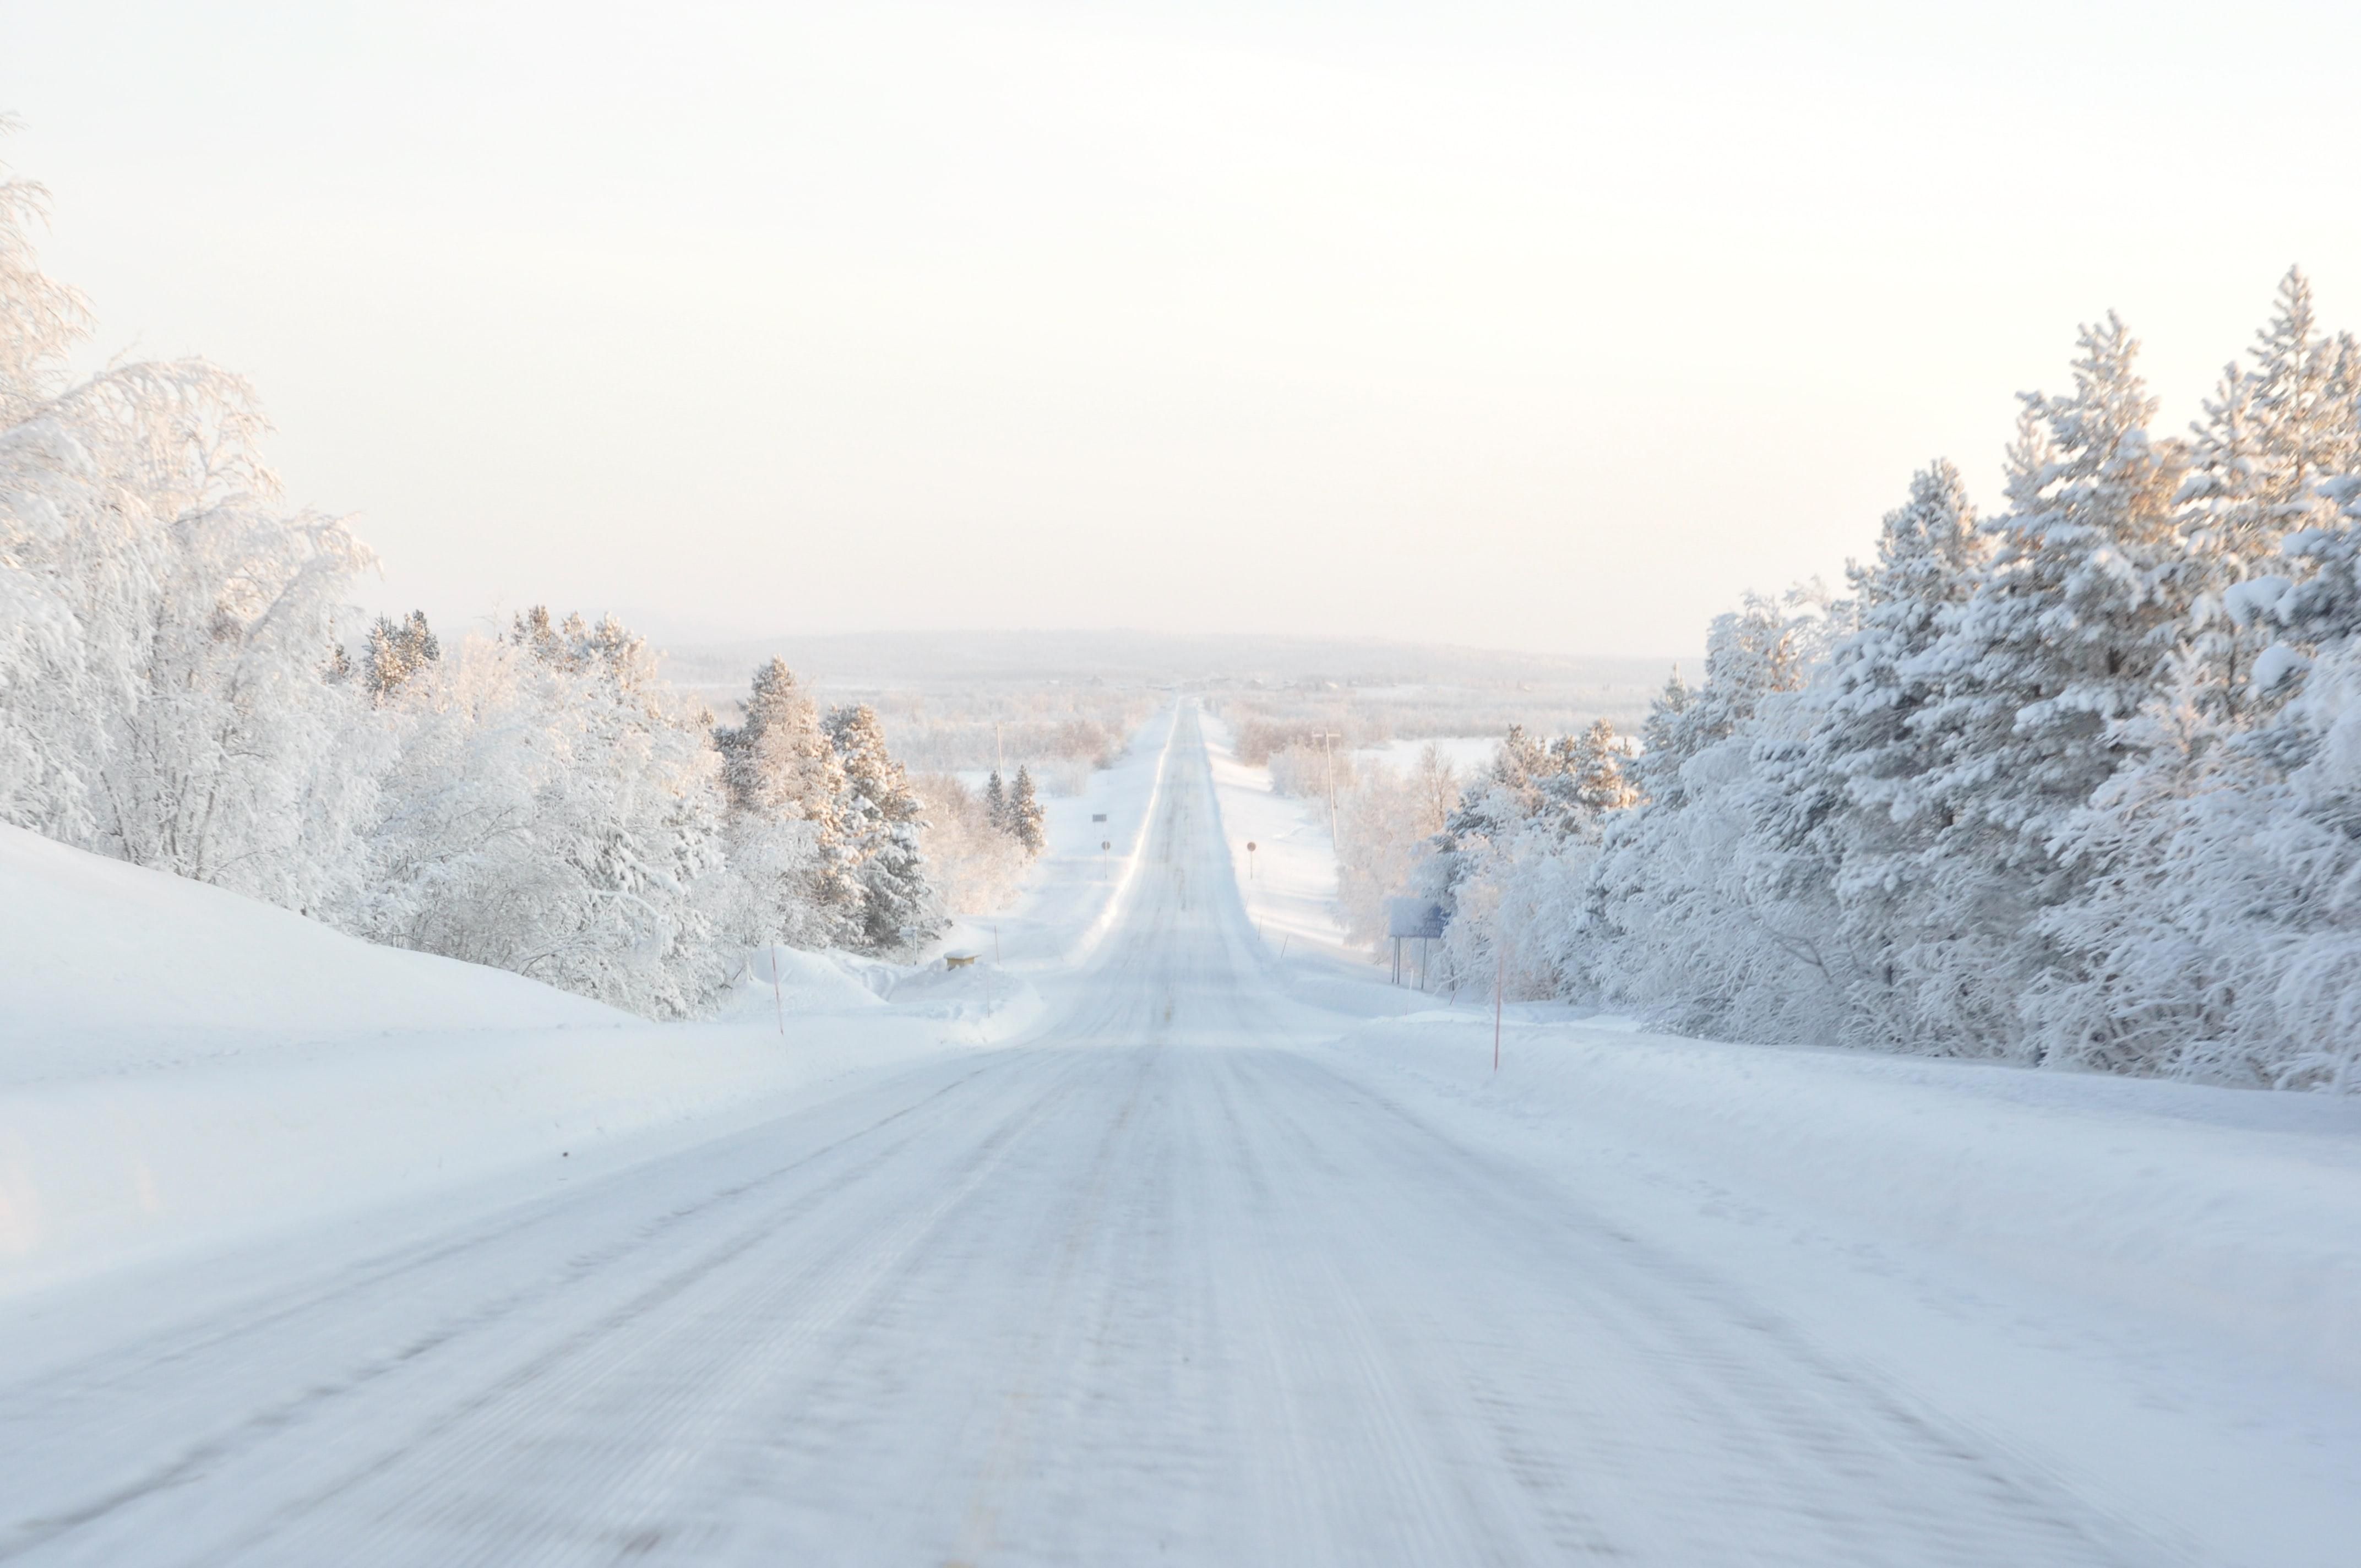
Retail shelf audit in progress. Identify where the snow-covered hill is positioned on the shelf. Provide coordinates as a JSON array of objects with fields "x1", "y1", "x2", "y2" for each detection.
[{"x1": 0, "y1": 822, "x2": 626, "y2": 1087}]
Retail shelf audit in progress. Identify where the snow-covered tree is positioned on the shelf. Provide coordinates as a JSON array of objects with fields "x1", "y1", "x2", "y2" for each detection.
[
  {"x1": 1750, "y1": 462, "x2": 1989, "y2": 1046},
  {"x1": 2178, "y1": 269, "x2": 2361, "y2": 720},
  {"x1": 1867, "y1": 319, "x2": 2190, "y2": 1054},
  {"x1": 1005, "y1": 765, "x2": 1046, "y2": 856},
  {"x1": 1575, "y1": 589, "x2": 1848, "y2": 1033},
  {"x1": 346, "y1": 610, "x2": 741, "y2": 1017},
  {"x1": 912, "y1": 772, "x2": 1031, "y2": 916},
  {"x1": 1538, "y1": 720, "x2": 1640, "y2": 833},
  {"x1": 364, "y1": 611, "x2": 440, "y2": 701},
  {"x1": 983, "y1": 769, "x2": 1010, "y2": 836},
  {"x1": 1335, "y1": 743, "x2": 1460, "y2": 945},
  {"x1": 824, "y1": 703, "x2": 941, "y2": 953},
  {"x1": 1920, "y1": 319, "x2": 2189, "y2": 841},
  {"x1": 0, "y1": 139, "x2": 376, "y2": 915},
  {"x1": 710, "y1": 658, "x2": 844, "y2": 948}
]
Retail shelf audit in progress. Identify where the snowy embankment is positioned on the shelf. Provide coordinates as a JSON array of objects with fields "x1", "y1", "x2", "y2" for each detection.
[
  {"x1": 1206, "y1": 726, "x2": 2361, "y2": 1417},
  {"x1": 1198, "y1": 713, "x2": 1354, "y2": 965},
  {"x1": 0, "y1": 710, "x2": 1174, "y2": 1296}
]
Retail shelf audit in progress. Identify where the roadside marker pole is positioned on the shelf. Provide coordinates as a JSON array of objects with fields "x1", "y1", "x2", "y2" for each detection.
[
  {"x1": 771, "y1": 943, "x2": 786, "y2": 1038},
  {"x1": 1493, "y1": 945, "x2": 1504, "y2": 1074}
]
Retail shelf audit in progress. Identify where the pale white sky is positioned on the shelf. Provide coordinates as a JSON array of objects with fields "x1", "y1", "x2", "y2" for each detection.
[{"x1": 6, "y1": 1, "x2": 2358, "y2": 656}]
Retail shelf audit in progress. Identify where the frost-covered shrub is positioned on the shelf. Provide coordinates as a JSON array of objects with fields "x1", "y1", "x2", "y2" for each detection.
[
  {"x1": 914, "y1": 772, "x2": 1031, "y2": 916},
  {"x1": 1267, "y1": 741, "x2": 1354, "y2": 802},
  {"x1": 1333, "y1": 744, "x2": 1460, "y2": 946}
]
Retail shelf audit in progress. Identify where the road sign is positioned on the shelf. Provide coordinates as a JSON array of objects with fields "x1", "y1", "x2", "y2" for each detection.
[
  {"x1": 1386, "y1": 899, "x2": 1446, "y2": 940},
  {"x1": 1091, "y1": 813, "x2": 1107, "y2": 823}
]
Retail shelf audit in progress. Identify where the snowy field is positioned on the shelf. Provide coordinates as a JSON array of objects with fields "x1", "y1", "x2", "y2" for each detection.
[
  {"x1": 1348, "y1": 734, "x2": 1501, "y2": 775},
  {"x1": 2, "y1": 703, "x2": 2358, "y2": 1564}
]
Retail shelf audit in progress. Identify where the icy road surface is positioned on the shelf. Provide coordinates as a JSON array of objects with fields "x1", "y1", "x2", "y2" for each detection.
[{"x1": 0, "y1": 711, "x2": 2320, "y2": 1565}]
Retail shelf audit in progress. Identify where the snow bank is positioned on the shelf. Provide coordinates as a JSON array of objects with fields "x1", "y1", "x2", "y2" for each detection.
[
  {"x1": 0, "y1": 821, "x2": 622, "y2": 1087},
  {"x1": 1326, "y1": 1008, "x2": 2361, "y2": 1388},
  {"x1": 0, "y1": 715, "x2": 1181, "y2": 1295},
  {"x1": 1199, "y1": 712, "x2": 1354, "y2": 963}
]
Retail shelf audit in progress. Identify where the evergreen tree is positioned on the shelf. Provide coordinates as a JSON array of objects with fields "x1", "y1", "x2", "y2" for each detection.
[
  {"x1": 2179, "y1": 268, "x2": 2361, "y2": 719},
  {"x1": 1919, "y1": 318, "x2": 2188, "y2": 846},
  {"x1": 1442, "y1": 724, "x2": 1552, "y2": 848},
  {"x1": 1633, "y1": 671, "x2": 1691, "y2": 802},
  {"x1": 1008, "y1": 765, "x2": 1046, "y2": 854},
  {"x1": 1530, "y1": 721, "x2": 1638, "y2": 841},
  {"x1": 1902, "y1": 317, "x2": 2189, "y2": 1052},
  {"x1": 715, "y1": 660, "x2": 842, "y2": 823},
  {"x1": 1748, "y1": 463, "x2": 1989, "y2": 1044},
  {"x1": 824, "y1": 703, "x2": 942, "y2": 952},
  {"x1": 1565, "y1": 720, "x2": 1640, "y2": 817},
  {"x1": 983, "y1": 769, "x2": 1010, "y2": 836},
  {"x1": 363, "y1": 610, "x2": 440, "y2": 700},
  {"x1": 712, "y1": 658, "x2": 852, "y2": 943},
  {"x1": 1631, "y1": 596, "x2": 1825, "y2": 809}
]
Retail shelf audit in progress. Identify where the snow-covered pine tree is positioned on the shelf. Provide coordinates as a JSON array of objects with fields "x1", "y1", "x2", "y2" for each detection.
[
  {"x1": 2030, "y1": 282, "x2": 2361, "y2": 1075},
  {"x1": 1626, "y1": 597, "x2": 1823, "y2": 815},
  {"x1": 1577, "y1": 590, "x2": 1846, "y2": 1035},
  {"x1": 1563, "y1": 720, "x2": 1641, "y2": 819},
  {"x1": 363, "y1": 611, "x2": 440, "y2": 701},
  {"x1": 1439, "y1": 724, "x2": 1551, "y2": 853},
  {"x1": 983, "y1": 769, "x2": 1010, "y2": 837},
  {"x1": 1430, "y1": 714, "x2": 1651, "y2": 1001},
  {"x1": 1904, "y1": 316, "x2": 2190, "y2": 1055},
  {"x1": 1633, "y1": 670, "x2": 1692, "y2": 804},
  {"x1": 1008, "y1": 765, "x2": 1047, "y2": 856},
  {"x1": 824, "y1": 703, "x2": 942, "y2": 953},
  {"x1": 2179, "y1": 268, "x2": 2361, "y2": 720},
  {"x1": 1753, "y1": 463, "x2": 1987, "y2": 1045},
  {"x1": 715, "y1": 660, "x2": 842, "y2": 822},
  {"x1": 711, "y1": 658, "x2": 848, "y2": 946}
]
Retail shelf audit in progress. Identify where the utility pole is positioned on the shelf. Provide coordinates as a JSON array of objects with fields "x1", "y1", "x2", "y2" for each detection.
[{"x1": 1313, "y1": 729, "x2": 1342, "y2": 841}]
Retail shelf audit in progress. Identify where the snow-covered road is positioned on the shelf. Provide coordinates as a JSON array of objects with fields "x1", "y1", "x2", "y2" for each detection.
[{"x1": 0, "y1": 711, "x2": 2342, "y2": 1564}]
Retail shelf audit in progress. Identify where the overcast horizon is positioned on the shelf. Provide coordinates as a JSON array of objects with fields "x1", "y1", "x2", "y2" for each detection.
[{"x1": 9, "y1": 1, "x2": 2361, "y2": 658}]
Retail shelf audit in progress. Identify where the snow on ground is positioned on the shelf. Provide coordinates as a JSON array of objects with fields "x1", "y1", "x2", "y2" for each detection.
[
  {"x1": 0, "y1": 823, "x2": 627, "y2": 1087},
  {"x1": 1199, "y1": 711, "x2": 1357, "y2": 966},
  {"x1": 941, "y1": 705, "x2": 1176, "y2": 977},
  {"x1": 1348, "y1": 734, "x2": 1499, "y2": 775},
  {"x1": 1222, "y1": 721, "x2": 2361, "y2": 1379},
  {"x1": 9, "y1": 704, "x2": 2360, "y2": 1565},
  {"x1": 0, "y1": 711, "x2": 1176, "y2": 1297},
  {"x1": 1209, "y1": 720, "x2": 2361, "y2": 1561},
  {"x1": 1311, "y1": 1011, "x2": 2361, "y2": 1564}
]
